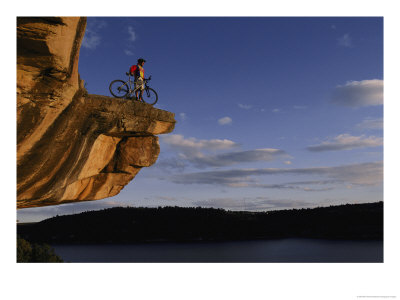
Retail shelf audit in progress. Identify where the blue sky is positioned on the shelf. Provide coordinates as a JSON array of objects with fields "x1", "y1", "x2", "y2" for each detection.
[{"x1": 17, "y1": 17, "x2": 384, "y2": 222}]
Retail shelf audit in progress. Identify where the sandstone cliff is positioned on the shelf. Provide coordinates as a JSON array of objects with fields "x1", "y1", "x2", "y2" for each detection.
[{"x1": 17, "y1": 17, "x2": 175, "y2": 208}]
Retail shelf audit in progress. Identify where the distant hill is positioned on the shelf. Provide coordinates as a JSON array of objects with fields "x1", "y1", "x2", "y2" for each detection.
[{"x1": 17, "y1": 202, "x2": 383, "y2": 244}]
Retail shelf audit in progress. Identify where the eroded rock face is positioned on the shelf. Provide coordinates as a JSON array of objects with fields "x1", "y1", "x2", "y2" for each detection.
[{"x1": 17, "y1": 17, "x2": 175, "y2": 208}]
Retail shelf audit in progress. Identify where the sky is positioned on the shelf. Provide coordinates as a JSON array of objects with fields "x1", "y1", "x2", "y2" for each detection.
[{"x1": 17, "y1": 16, "x2": 384, "y2": 222}]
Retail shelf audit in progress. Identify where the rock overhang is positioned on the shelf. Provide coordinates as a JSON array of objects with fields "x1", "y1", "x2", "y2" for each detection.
[{"x1": 17, "y1": 17, "x2": 176, "y2": 208}]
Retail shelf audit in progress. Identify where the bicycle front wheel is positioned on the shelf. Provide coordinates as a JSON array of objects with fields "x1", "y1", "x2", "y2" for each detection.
[
  {"x1": 142, "y1": 88, "x2": 158, "y2": 105},
  {"x1": 109, "y1": 80, "x2": 129, "y2": 98}
]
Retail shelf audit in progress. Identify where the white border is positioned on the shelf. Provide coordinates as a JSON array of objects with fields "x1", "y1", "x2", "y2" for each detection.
[{"x1": 3, "y1": 1, "x2": 399, "y2": 299}]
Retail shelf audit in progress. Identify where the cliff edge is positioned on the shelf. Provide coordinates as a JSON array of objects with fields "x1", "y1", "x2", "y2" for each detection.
[{"x1": 17, "y1": 17, "x2": 175, "y2": 208}]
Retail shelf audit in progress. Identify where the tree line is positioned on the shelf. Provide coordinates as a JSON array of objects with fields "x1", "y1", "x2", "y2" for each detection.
[{"x1": 17, "y1": 202, "x2": 383, "y2": 244}]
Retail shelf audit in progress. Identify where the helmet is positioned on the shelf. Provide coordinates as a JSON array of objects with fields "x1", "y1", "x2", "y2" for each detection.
[{"x1": 137, "y1": 58, "x2": 146, "y2": 64}]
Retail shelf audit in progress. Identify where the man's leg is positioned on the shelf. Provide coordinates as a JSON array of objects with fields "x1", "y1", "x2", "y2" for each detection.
[
  {"x1": 135, "y1": 89, "x2": 139, "y2": 100},
  {"x1": 139, "y1": 89, "x2": 143, "y2": 101},
  {"x1": 136, "y1": 78, "x2": 144, "y2": 101}
]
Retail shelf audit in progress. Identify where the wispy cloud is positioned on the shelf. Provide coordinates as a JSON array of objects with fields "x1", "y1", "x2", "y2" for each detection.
[
  {"x1": 179, "y1": 113, "x2": 187, "y2": 121},
  {"x1": 238, "y1": 103, "x2": 252, "y2": 110},
  {"x1": 337, "y1": 33, "x2": 353, "y2": 48},
  {"x1": 162, "y1": 134, "x2": 239, "y2": 154},
  {"x1": 155, "y1": 157, "x2": 187, "y2": 172},
  {"x1": 160, "y1": 134, "x2": 289, "y2": 169},
  {"x1": 82, "y1": 19, "x2": 107, "y2": 50},
  {"x1": 153, "y1": 196, "x2": 178, "y2": 201},
  {"x1": 218, "y1": 116, "x2": 232, "y2": 125},
  {"x1": 234, "y1": 182, "x2": 335, "y2": 192},
  {"x1": 167, "y1": 161, "x2": 383, "y2": 187},
  {"x1": 183, "y1": 149, "x2": 290, "y2": 168},
  {"x1": 356, "y1": 118, "x2": 383, "y2": 130},
  {"x1": 193, "y1": 197, "x2": 315, "y2": 211},
  {"x1": 293, "y1": 105, "x2": 307, "y2": 110},
  {"x1": 82, "y1": 34, "x2": 101, "y2": 49},
  {"x1": 307, "y1": 134, "x2": 383, "y2": 152},
  {"x1": 124, "y1": 49, "x2": 134, "y2": 56},
  {"x1": 127, "y1": 26, "x2": 137, "y2": 41},
  {"x1": 17, "y1": 199, "x2": 124, "y2": 221},
  {"x1": 331, "y1": 79, "x2": 383, "y2": 107},
  {"x1": 123, "y1": 26, "x2": 138, "y2": 56}
]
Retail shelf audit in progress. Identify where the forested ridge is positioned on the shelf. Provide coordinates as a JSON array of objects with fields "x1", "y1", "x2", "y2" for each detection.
[{"x1": 18, "y1": 202, "x2": 383, "y2": 244}]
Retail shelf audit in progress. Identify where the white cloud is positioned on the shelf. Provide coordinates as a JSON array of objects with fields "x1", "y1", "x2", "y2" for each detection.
[
  {"x1": 272, "y1": 108, "x2": 281, "y2": 113},
  {"x1": 331, "y1": 79, "x2": 383, "y2": 107},
  {"x1": 238, "y1": 103, "x2": 252, "y2": 110},
  {"x1": 127, "y1": 26, "x2": 137, "y2": 41},
  {"x1": 218, "y1": 117, "x2": 232, "y2": 125},
  {"x1": 161, "y1": 134, "x2": 289, "y2": 169},
  {"x1": 337, "y1": 33, "x2": 353, "y2": 48},
  {"x1": 162, "y1": 134, "x2": 239, "y2": 153},
  {"x1": 82, "y1": 31, "x2": 101, "y2": 49},
  {"x1": 82, "y1": 19, "x2": 107, "y2": 50},
  {"x1": 307, "y1": 134, "x2": 383, "y2": 152},
  {"x1": 124, "y1": 49, "x2": 134, "y2": 56},
  {"x1": 179, "y1": 113, "x2": 187, "y2": 121},
  {"x1": 123, "y1": 26, "x2": 137, "y2": 56},
  {"x1": 356, "y1": 118, "x2": 383, "y2": 130}
]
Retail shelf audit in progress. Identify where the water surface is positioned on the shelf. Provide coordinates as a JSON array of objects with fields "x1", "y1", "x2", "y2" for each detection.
[{"x1": 52, "y1": 238, "x2": 383, "y2": 263}]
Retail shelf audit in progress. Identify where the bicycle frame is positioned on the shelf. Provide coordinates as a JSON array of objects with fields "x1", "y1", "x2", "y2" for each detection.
[
  {"x1": 124, "y1": 73, "x2": 134, "y2": 94},
  {"x1": 110, "y1": 73, "x2": 158, "y2": 104},
  {"x1": 125, "y1": 73, "x2": 150, "y2": 96}
]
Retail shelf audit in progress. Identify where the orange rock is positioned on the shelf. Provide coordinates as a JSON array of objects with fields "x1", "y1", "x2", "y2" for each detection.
[{"x1": 17, "y1": 17, "x2": 175, "y2": 208}]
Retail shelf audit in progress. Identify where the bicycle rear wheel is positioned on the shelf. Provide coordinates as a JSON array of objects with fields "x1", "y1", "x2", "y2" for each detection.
[
  {"x1": 109, "y1": 80, "x2": 129, "y2": 98},
  {"x1": 142, "y1": 87, "x2": 158, "y2": 105}
]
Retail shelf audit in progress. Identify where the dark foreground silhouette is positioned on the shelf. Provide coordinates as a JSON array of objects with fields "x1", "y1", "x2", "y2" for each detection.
[
  {"x1": 17, "y1": 236, "x2": 63, "y2": 262},
  {"x1": 18, "y1": 202, "x2": 383, "y2": 244}
]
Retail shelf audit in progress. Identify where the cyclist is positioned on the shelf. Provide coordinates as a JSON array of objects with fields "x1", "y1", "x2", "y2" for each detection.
[{"x1": 129, "y1": 58, "x2": 146, "y2": 101}]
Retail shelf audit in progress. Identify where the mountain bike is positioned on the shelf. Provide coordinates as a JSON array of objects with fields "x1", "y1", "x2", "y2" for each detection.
[{"x1": 109, "y1": 73, "x2": 158, "y2": 105}]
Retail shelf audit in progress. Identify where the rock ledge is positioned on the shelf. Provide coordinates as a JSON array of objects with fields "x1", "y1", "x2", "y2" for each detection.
[{"x1": 17, "y1": 17, "x2": 175, "y2": 208}]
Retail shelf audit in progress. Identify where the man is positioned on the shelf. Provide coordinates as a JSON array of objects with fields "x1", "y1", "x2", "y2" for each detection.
[{"x1": 130, "y1": 58, "x2": 146, "y2": 101}]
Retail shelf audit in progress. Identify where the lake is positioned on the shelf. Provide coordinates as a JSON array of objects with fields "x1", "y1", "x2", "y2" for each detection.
[{"x1": 52, "y1": 238, "x2": 383, "y2": 263}]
